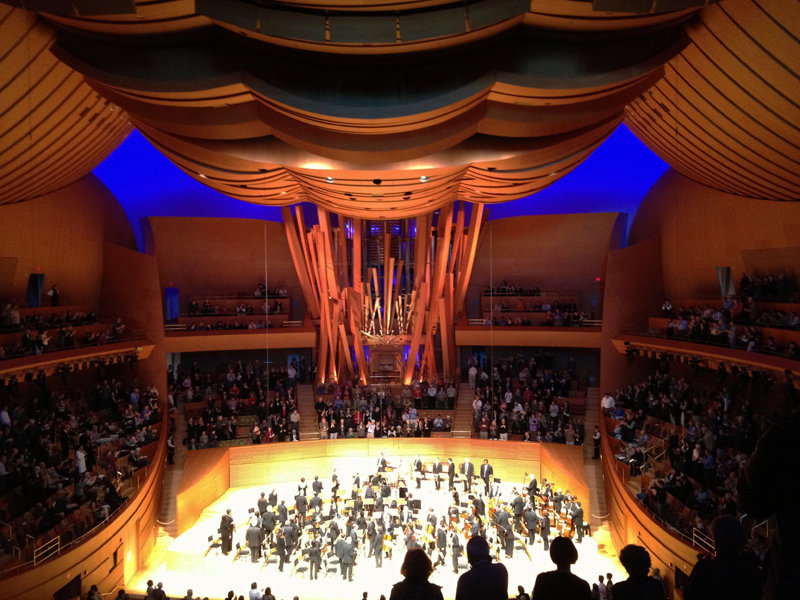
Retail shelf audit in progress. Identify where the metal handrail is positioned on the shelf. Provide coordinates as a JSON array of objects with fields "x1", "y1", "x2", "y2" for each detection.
[{"x1": 481, "y1": 289, "x2": 582, "y2": 298}]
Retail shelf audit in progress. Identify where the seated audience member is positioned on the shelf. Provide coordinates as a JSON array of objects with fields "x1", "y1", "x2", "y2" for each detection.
[
  {"x1": 612, "y1": 545, "x2": 666, "y2": 600},
  {"x1": 683, "y1": 516, "x2": 762, "y2": 600},
  {"x1": 455, "y1": 535, "x2": 508, "y2": 600},
  {"x1": 531, "y1": 537, "x2": 591, "y2": 600},
  {"x1": 389, "y1": 549, "x2": 444, "y2": 600}
]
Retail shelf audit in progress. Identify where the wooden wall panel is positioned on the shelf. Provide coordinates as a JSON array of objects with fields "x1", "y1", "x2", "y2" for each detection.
[
  {"x1": 177, "y1": 448, "x2": 230, "y2": 536},
  {"x1": 163, "y1": 328, "x2": 316, "y2": 353},
  {"x1": 631, "y1": 170, "x2": 800, "y2": 301},
  {"x1": 539, "y1": 443, "x2": 590, "y2": 520},
  {"x1": 600, "y1": 238, "x2": 665, "y2": 394},
  {"x1": 0, "y1": 175, "x2": 135, "y2": 308},
  {"x1": 100, "y1": 243, "x2": 167, "y2": 394},
  {"x1": 467, "y1": 213, "x2": 623, "y2": 317},
  {"x1": 455, "y1": 325, "x2": 602, "y2": 348},
  {"x1": 149, "y1": 217, "x2": 305, "y2": 317}
]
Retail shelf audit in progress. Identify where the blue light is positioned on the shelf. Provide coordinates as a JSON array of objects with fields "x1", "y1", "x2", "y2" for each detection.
[
  {"x1": 485, "y1": 124, "x2": 668, "y2": 246},
  {"x1": 93, "y1": 124, "x2": 666, "y2": 251},
  {"x1": 93, "y1": 130, "x2": 284, "y2": 251}
]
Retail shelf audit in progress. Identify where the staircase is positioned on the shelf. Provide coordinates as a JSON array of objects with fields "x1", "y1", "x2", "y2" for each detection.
[
  {"x1": 157, "y1": 407, "x2": 187, "y2": 540},
  {"x1": 582, "y1": 388, "x2": 609, "y2": 531},
  {"x1": 297, "y1": 384, "x2": 320, "y2": 441},
  {"x1": 451, "y1": 382, "x2": 474, "y2": 438}
]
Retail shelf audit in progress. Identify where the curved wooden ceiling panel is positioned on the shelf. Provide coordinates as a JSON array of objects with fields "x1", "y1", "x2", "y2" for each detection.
[
  {"x1": 0, "y1": 6, "x2": 132, "y2": 206},
  {"x1": 43, "y1": 1, "x2": 211, "y2": 35},
  {"x1": 625, "y1": 0, "x2": 800, "y2": 201}
]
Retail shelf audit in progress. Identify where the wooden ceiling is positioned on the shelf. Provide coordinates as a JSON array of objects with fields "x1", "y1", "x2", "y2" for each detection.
[
  {"x1": 625, "y1": 0, "x2": 800, "y2": 201},
  {"x1": 0, "y1": 5, "x2": 132, "y2": 206}
]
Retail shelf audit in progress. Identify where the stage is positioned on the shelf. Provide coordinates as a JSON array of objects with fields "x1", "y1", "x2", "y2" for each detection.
[{"x1": 129, "y1": 462, "x2": 625, "y2": 600}]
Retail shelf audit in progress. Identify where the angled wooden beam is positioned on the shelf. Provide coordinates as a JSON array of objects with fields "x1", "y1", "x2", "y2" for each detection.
[
  {"x1": 403, "y1": 282, "x2": 427, "y2": 384},
  {"x1": 454, "y1": 203, "x2": 485, "y2": 320},
  {"x1": 353, "y1": 218, "x2": 363, "y2": 294},
  {"x1": 450, "y1": 204, "x2": 465, "y2": 275},
  {"x1": 347, "y1": 288, "x2": 369, "y2": 385},
  {"x1": 281, "y1": 206, "x2": 320, "y2": 319}
]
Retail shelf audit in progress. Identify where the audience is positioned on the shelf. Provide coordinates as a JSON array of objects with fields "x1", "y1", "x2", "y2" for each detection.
[
  {"x1": 389, "y1": 548, "x2": 443, "y2": 600},
  {"x1": 611, "y1": 544, "x2": 666, "y2": 600},
  {"x1": 454, "y1": 536, "x2": 508, "y2": 600}
]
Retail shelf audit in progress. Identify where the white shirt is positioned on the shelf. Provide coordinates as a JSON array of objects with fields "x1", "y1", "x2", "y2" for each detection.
[
  {"x1": 76, "y1": 450, "x2": 87, "y2": 474},
  {"x1": 0, "y1": 409, "x2": 10, "y2": 427},
  {"x1": 601, "y1": 395, "x2": 615, "y2": 410},
  {"x1": 249, "y1": 590, "x2": 263, "y2": 600}
]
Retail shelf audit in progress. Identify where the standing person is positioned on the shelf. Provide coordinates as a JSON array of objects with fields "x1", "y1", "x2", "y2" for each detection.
[
  {"x1": 432, "y1": 457, "x2": 443, "y2": 490},
  {"x1": 572, "y1": 502, "x2": 585, "y2": 543},
  {"x1": 48, "y1": 285, "x2": 59, "y2": 307},
  {"x1": 539, "y1": 510, "x2": 551, "y2": 552},
  {"x1": 447, "y1": 459, "x2": 456, "y2": 491},
  {"x1": 462, "y1": 458, "x2": 474, "y2": 493},
  {"x1": 166, "y1": 435, "x2": 175, "y2": 465},
  {"x1": 373, "y1": 519, "x2": 385, "y2": 568},
  {"x1": 593, "y1": 426, "x2": 601, "y2": 460},
  {"x1": 341, "y1": 539, "x2": 356, "y2": 582},
  {"x1": 276, "y1": 533, "x2": 287, "y2": 572},
  {"x1": 523, "y1": 505, "x2": 537, "y2": 545},
  {"x1": 246, "y1": 518, "x2": 264, "y2": 563},
  {"x1": 249, "y1": 582, "x2": 262, "y2": 600},
  {"x1": 531, "y1": 537, "x2": 591, "y2": 600},
  {"x1": 480, "y1": 460, "x2": 493, "y2": 496},
  {"x1": 455, "y1": 536, "x2": 508, "y2": 600},
  {"x1": 611, "y1": 545, "x2": 666, "y2": 600},
  {"x1": 308, "y1": 539, "x2": 322, "y2": 580},
  {"x1": 450, "y1": 529, "x2": 463, "y2": 575},
  {"x1": 220, "y1": 509, "x2": 235, "y2": 555},
  {"x1": 389, "y1": 549, "x2": 443, "y2": 600}
]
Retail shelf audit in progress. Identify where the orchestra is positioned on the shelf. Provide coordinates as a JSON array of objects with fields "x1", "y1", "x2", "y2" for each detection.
[{"x1": 210, "y1": 456, "x2": 587, "y2": 580}]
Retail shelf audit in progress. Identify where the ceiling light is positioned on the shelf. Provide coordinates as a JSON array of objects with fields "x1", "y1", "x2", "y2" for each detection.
[
  {"x1": 198, "y1": 173, "x2": 207, "y2": 178},
  {"x1": 325, "y1": 176, "x2": 335, "y2": 183},
  {"x1": 420, "y1": 176, "x2": 429, "y2": 182}
]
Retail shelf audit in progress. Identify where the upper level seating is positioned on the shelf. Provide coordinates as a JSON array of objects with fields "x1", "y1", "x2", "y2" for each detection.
[
  {"x1": 174, "y1": 359, "x2": 303, "y2": 448},
  {"x1": 0, "y1": 376, "x2": 161, "y2": 567},
  {"x1": 170, "y1": 287, "x2": 294, "y2": 331},
  {"x1": 0, "y1": 302, "x2": 132, "y2": 362},
  {"x1": 477, "y1": 281, "x2": 596, "y2": 327},
  {"x1": 469, "y1": 352, "x2": 586, "y2": 444},
  {"x1": 601, "y1": 369, "x2": 769, "y2": 539},
  {"x1": 737, "y1": 271, "x2": 797, "y2": 302},
  {"x1": 313, "y1": 379, "x2": 457, "y2": 438}
]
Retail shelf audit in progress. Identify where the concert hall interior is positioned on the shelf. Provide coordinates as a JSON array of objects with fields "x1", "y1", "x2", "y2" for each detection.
[{"x1": 0, "y1": 2, "x2": 798, "y2": 600}]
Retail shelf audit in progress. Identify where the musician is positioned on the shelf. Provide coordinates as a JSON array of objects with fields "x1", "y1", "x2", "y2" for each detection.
[
  {"x1": 452, "y1": 489, "x2": 460, "y2": 508},
  {"x1": 364, "y1": 483, "x2": 376, "y2": 500},
  {"x1": 268, "y1": 489, "x2": 278, "y2": 507},
  {"x1": 527, "y1": 474, "x2": 538, "y2": 498},
  {"x1": 504, "y1": 526, "x2": 515, "y2": 560},
  {"x1": 472, "y1": 493, "x2": 486, "y2": 518},
  {"x1": 257, "y1": 492, "x2": 269, "y2": 515},
  {"x1": 400, "y1": 504, "x2": 411, "y2": 526},
  {"x1": 523, "y1": 506, "x2": 538, "y2": 545},
  {"x1": 298, "y1": 477, "x2": 308, "y2": 497},
  {"x1": 451, "y1": 529, "x2": 463, "y2": 574},
  {"x1": 276, "y1": 532, "x2": 288, "y2": 572},
  {"x1": 539, "y1": 511, "x2": 551, "y2": 551},
  {"x1": 312, "y1": 475, "x2": 323, "y2": 495},
  {"x1": 571, "y1": 501, "x2": 585, "y2": 543},
  {"x1": 553, "y1": 489, "x2": 565, "y2": 515},
  {"x1": 356, "y1": 511, "x2": 368, "y2": 533},
  {"x1": 377, "y1": 453, "x2": 388, "y2": 473},
  {"x1": 375, "y1": 493, "x2": 385, "y2": 513},
  {"x1": 432, "y1": 457, "x2": 443, "y2": 490},
  {"x1": 462, "y1": 457, "x2": 474, "y2": 492},
  {"x1": 405, "y1": 529, "x2": 419, "y2": 550},
  {"x1": 353, "y1": 472, "x2": 361, "y2": 489},
  {"x1": 480, "y1": 460, "x2": 494, "y2": 496},
  {"x1": 332, "y1": 469, "x2": 340, "y2": 500},
  {"x1": 246, "y1": 518, "x2": 264, "y2": 563},
  {"x1": 373, "y1": 520, "x2": 385, "y2": 568},
  {"x1": 469, "y1": 516, "x2": 485, "y2": 539},
  {"x1": 448, "y1": 458, "x2": 456, "y2": 491},
  {"x1": 413, "y1": 455, "x2": 423, "y2": 489},
  {"x1": 510, "y1": 492, "x2": 525, "y2": 532},
  {"x1": 261, "y1": 506, "x2": 276, "y2": 543},
  {"x1": 309, "y1": 493, "x2": 323, "y2": 513},
  {"x1": 220, "y1": 509, "x2": 235, "y2": 555},
  {"x1": 308, "y1": 539, "x2": 322, "y2": 580},
  {"x1": 366, "y1": 518, "x2": 378, "y2": 557},
  {"x1": 277, "y1": 500, "x2": 288, "y2": 525},
  {"x1": 380, "y1": 480, "x2": 391, "y2": 498},
  {"x1": 329, "y1": 519, "x2": 340, "y2": 544},
  {"x1": 295, "y1": 492, "x2": 308, "y2": 524},
  {"x1": 340, "y1": 540, "x2": 356, "y2": 582},
  {"x1": 371, "y1": 473, "x2": 382, "y2": 486},
  {"x1": 448, "y1": 502, "x2": 460, "y2": 521},
  {"x1": 494, "y1": 504, "x2": 511, "y2": 538},
  {"x1": 354, "y1": 496, "x2": 364, "y2": 515},
  {"x1": 436, "y1": 522, "x2": 447, "y2": 567}
]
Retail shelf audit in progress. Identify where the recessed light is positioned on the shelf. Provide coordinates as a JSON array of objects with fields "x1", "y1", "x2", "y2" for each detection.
[
  {"x1": 420, "y1": 176, "x2": 429, "y2": 182},
  {"x1": 325, "y1": 177, "x2": 335, "y2": 183},
  {"x1": 198, "y1": 174, "x2": 207, "y2": 178}
]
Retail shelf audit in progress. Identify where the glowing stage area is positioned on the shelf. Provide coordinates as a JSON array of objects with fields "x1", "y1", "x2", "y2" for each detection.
[{"x1": 129, "y1": 441, "x2": 625, "y2": 599}]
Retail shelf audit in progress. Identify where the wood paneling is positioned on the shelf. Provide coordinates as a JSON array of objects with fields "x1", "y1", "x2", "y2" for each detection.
[
  {"x1": 468, "y1": 213, "x2": 624, "y2": 316},
  {"x1": 600, "y1": 238, "x2": 665, "y2": 394},
  {"x1": 0, "y1": 174, "x2": 135, "y2": 308},
  {"x1": 630, "y1": 170, "x2": 800, "y2": 301},
  {"x1": 163, "y1": 327, "x2": 316, "y2": 353},
  {"x1": 0, "y1": 7, "x2": 132, "y2": 206},
  {"x1": 177, "y1": 448, "x2": 230, "y2": 536},
  {"x1": 540, "y1": 443, "x2": 590, "y2": 520},
  {"x1": 625, "y1": 0, "x2": 800, "y2": 201},
  {"x1": 150, "y1": 217, "x2": 306, "y2": 318},
  {"x1": 455, "y1": 324, "x2": 602, "y2": 348}
]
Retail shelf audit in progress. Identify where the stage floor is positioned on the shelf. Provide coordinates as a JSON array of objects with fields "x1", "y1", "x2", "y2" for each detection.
[{"x1": 131, "y1": 474, "x2": 625, "y2": 600}]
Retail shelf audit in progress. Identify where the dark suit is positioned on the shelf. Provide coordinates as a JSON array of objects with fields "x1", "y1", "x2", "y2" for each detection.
[
  {"x1": 261, "y1": 511, "x2": 276, "y2": 541},
  {"x1": 377, "y1": 457, "x2": 387, "y2": 472},
  {"x1": 375, "y1": 494, "x2": 384, "y2": 513},
  {"x1": 553, "y1": 494, "x2": 565, "y2": 516},
  {"x1": 220, "y1": 514, "x2": 234, "y2": 555},
  {"x1": 451, "y1": 532, "x2": 462, "y2": 574},
  {"x1": 448, "y1": 462, "x2": 456, "y2": 490},
  {"x1": 523, "y1": 509, "x2": 537, "y2": 545},
  {"x1": 432, "y1": 460, "x2": 443, "y2": 490},
  {"x1": 312, "y1": 480, "x2": 323, "y2": 494},
  {"x1": 510, "y1": 496, "x2": 524, "y2": 532},
  {"x1": 480, "y1": 463, "x2": 494, "y2": 495},
  {"x1": 462, "y1": 461, "x2": 475, "y2": 492},
  {"x1": 257, "y1": 497, "x2": 268, "y2": 514},
  {"x1": 309, "y1": 495, "x2": 322, "y2": 512},
  {"x1": 539, "y1": 515, "x2": 551, "y2": 551},
  {"x1": 341, "y1": 541, "x2": 356, "y2": 581},
  {"x1": 527, "y1": 478, "x2": 538, "y2": 498},
  {"x1": 246, "y1": 525, "x2": 264, "y2": 562},
  {"x1": 308, "y1": 544, "x2": 321, "y2": 580},
  {"x1": 413, "y1": 459, "x2": 423, "y2": 488},
  {"x1": 268, "y1": 492, "x2": 278, "y2": 506},
  {"x1": 473, "y1": 496, "x2": 486, "y2": 517},
  {"x1": 572, "y1": 506, "x2": 584, "y2": 542},
  {"x1": 276, "y1": 536, "x2": 288, "y2": 571},
  {"x1": 366, "y1": 522, "x2": 377, "y2": 556},
  {"x1": 295, "y1": 494, "x2": 308, "y2": 523},
  {"x1": 371, "y1": 525, "x2": 384, "y2": 567},
  {"x1": 277, "y1": 503, "x2": 288, "y2": 524}
]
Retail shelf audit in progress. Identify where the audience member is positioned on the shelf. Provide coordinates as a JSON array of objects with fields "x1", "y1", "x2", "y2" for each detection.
[
  {"x1": 531, "y1": 537, "x2": 591, "y2": 600},
  {"x1": 455, "y1": 536, "x2": 508, "y2": 600},
  {"x1": 389, "y1": 548, "x2": 443, "y2": 600},
  {"x1": 611, "y1": 545, "x2": 665, "y2": 600}
]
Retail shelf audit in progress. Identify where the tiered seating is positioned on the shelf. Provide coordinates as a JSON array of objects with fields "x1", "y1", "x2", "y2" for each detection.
[{"x1": 172, "y1": 290, "x2": 294, "y2": 332}]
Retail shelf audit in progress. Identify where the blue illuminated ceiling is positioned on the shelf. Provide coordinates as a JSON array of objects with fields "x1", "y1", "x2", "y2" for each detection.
[{"x1": 93, "y1": 124, "x2": 667, "y2": 252}]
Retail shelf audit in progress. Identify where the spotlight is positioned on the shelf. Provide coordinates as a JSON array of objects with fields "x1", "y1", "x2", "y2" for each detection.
[
  {"x1": 325, "y1": 176, "x2": 334, "y2": 183},
  {"x1": 420, "y1": 175, "x2": 429, "y2": 182}
]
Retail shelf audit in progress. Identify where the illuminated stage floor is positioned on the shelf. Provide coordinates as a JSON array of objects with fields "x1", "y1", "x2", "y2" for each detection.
[{"x1": 131, "y1": 476, "x2": 625, "y2": 600}]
